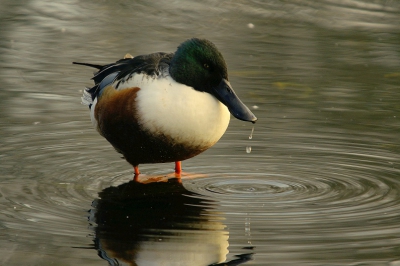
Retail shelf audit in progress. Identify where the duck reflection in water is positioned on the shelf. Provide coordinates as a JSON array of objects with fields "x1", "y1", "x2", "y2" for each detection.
[{"x1": 90, "y1": 178, "x2": 253, "y2": 266}]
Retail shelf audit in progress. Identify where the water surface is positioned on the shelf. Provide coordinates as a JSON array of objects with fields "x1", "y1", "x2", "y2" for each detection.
[{"x1": 1, "y1": 0, "x2": 400, "y2": 265}]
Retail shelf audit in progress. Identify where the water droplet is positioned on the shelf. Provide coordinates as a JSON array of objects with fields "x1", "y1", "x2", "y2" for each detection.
[
  {"x1": 246, "y1": 146, "x2": 252, "y2": 153},
  {"x1": 247, "y1": 23, "x2": 254, "y2": 29},
  {"x1": 249, "y1": 126, "x2": 254, "y2": 140}
]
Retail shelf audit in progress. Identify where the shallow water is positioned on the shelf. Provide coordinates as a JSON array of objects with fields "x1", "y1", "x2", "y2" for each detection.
[{"x1": 1, "y1": 0, "x2": 400, "y2": 265}]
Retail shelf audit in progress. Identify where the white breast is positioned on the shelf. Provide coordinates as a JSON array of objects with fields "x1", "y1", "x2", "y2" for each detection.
[{"x1": 115, "y1": 73, "x2": 230, "y2": 148}]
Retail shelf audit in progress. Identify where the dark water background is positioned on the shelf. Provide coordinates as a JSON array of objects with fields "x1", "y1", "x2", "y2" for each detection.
[{"x1": 1, "y1": 0, "x2": 400, "y2": 265}]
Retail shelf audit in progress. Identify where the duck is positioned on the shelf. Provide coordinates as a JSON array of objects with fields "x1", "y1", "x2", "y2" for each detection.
[{"x1": 73, "y1": 38, "x2": 257, "y2": 177}]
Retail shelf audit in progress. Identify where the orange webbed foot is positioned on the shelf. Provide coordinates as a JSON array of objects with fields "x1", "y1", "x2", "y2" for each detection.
[{"x1": 132, "y1": 162, "x2": 208, "y2": 183}]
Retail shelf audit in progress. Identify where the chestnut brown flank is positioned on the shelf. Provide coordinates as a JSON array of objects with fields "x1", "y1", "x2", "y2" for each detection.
[{"x1": 94, "y1": 86, "x2": 207, "y2": 166}]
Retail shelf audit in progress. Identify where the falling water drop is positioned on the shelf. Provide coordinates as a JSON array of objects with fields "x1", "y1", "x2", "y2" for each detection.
[
  {"x1": 246, "y1": 146, "x2": 252, "y2": 153},
  {"x1": 249, "y1": 126, "x2": 254, "y2": 140},
  {"x1": 246, "y1": 126, "x2": 254, "y2": 153}
]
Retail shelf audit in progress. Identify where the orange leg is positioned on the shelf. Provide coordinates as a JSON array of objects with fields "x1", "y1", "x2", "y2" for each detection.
[
  {"x1": 134, "y1": 165, "x2": 140, "y2": 175},
  {"x1": 133, "y1": 165, "x2": 140, "y2": 181},
  {"x1": 175, "y1": 161, "x2": 182, "y2": 175}
]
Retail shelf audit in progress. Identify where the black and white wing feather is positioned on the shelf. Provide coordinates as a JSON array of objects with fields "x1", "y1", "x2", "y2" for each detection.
[{"x1": 73, "y1": 52, "x2": 173, "y2": 108}]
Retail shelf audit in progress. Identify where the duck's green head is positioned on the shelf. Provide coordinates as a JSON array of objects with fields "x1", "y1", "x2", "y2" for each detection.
[{"x1": 170, "y1": 38, "x2": 257, "y2": 123}]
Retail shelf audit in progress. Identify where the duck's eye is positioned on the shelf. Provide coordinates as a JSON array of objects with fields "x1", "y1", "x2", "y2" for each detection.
[{"x1": 203, "y1": 63, "x2": 209, "y2": 69}]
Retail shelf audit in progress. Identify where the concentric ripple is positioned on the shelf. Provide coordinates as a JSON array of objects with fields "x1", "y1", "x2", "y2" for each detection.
[
  {"x1": 203, "y1": 177, "x2": 292, "y2": 196},
  {"x1": 182, "y1": 158, "x2": 400, "y2": 263},
  {"x1": 184, "y1": 166, "x2": 400, "y2": 213}
]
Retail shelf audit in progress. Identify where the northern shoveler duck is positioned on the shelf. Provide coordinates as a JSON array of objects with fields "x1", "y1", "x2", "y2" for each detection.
[{"x1": 74, "y1": 38, "x2": 257, "y2": 176}]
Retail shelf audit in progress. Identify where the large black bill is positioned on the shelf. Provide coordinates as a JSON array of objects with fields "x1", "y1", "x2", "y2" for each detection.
[{"x1": 212, "y1": 79, "x2": 257, "y2": 123}]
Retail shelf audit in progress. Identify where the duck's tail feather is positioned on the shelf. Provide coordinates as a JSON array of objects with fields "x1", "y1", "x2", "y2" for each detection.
[
  {"x1": 74, "y1": 61, "x2": 109, "y2": 109},
  {"x1": 73, "y1": 62, "x2": 103, "y2": 69}
]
